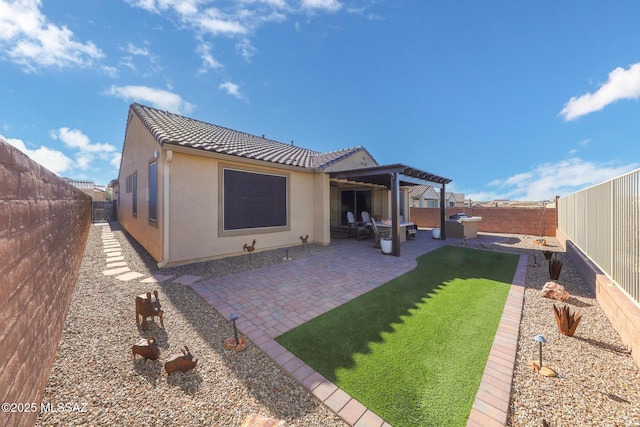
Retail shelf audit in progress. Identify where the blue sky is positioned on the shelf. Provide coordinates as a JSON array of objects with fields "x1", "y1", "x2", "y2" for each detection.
[{"x1": 1, "y1": 0, "x2": 639, "y2": 202}]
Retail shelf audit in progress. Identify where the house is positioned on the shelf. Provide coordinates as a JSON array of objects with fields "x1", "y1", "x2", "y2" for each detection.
[
  {"x1": 409, "y1": 185, "x2": 439, "y2": 208},
  {"x1": 114, "y1": 104, "x2": 451, "y2": 265},
  {"x1": 64, "y1": 178, "x2": 107, "y2": 201}
]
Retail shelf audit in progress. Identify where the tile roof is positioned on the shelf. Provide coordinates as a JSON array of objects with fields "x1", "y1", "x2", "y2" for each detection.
[
  {"x1": 131, "y1": 103, "x2": 370, "y2": 171},
  {"x1": 409, "y1": 184, "x2": 432, "y2": 198},
  {"x1": 64, "y1": 178, "x2": 96, "y2": 190}
]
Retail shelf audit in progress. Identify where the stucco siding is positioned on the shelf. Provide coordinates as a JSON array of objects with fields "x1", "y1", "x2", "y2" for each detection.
[
  {"x1": 164, "y1": 156, "x2": 325, "y2": 266},
  {"x1": 117, "y1": 114, "x2": 163, "y2": 261},
  {"x1": 323, "y1": 150, "x2": 376, "y2": 171}
]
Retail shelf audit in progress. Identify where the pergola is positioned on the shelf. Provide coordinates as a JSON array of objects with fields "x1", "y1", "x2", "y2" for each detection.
[{"x1": 329, "y1": 164, "x2": 452, "y2": 256}]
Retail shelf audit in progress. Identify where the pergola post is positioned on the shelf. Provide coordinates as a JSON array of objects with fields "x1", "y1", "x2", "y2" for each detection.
[
  {"x1": 440, "y1": 183, "x2": 446, "y2": 240},
  {"x1": 391, "y1": 172, "x2": 401, "y2": 256}
]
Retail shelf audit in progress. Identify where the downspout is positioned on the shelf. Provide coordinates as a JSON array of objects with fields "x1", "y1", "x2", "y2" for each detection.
[{"x1": 158, "y1": 150, "x2": 173, "y2": 267}]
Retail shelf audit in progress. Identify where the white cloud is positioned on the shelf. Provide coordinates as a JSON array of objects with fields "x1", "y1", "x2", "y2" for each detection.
[
  {"x1": 124, "y1": 0, "x2": 350, "y2": 76},
  {"x1": 300, "y1": 0, "x2": 342, "y2": 12},
  {"x1": 110, "y1": 153, "x2": 122, "y2": 169},
  {"x1": 469, "y1": 157, "x2": 638, "y2": 202},
  {"x1": 50, "y1": 128, "x2": 117, "y2": 153},
  {"x1": 560, "y1": 63, "x2": 640, "y2": 121},
  {"x1": 236, "y1": 38, "x2": 257, "y2": 62},
  {"x1": 1, "y1": 134, "x2": 73, "y2": 175},
  {"x1": 196, "y1": 41, "x2": 223, "y2": 73},
  {"x1": 578, "y1": 138, "x2": 591, "y2": 146},
  {"x1": 48, "y1": 128, "x2": 119, "y2": 172},
  {"x1": 107, "y1": 85, "x2": 195, "y2": 114},
  {"x1": 219, "y1": 81, "x2": 244, "y2": 99},
  {"x1": 123, "y1": 42, "x2": 150, "y2": 57},
  {"x1": 0, "y1": 0, "x2": 104, "y2": 72},
  {"x1": 126, "y1": 0, "x2": 248, "y2": 35},
  {"x1": 194, "y1": 8, "x2": 248, "y2": 35}
]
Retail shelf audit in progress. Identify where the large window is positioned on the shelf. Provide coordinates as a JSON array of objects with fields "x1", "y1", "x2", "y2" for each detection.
[
  {"x1": 149, "y1": 161, "x2": 157, "y2": 223},
  {"x1": 223, "y1": 168, "x2": 287, "y2": 231}
]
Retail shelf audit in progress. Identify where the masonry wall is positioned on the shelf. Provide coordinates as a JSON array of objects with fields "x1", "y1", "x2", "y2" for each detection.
[
  {"x1": 556, "y1": 230, "x2": 640, "y2": 369},
  {"x1": 0, "y1": 140, "x2": 92, "y2": 427},
  {"x1": 410, "y1": 206, "x2": 557, "y2": 236}
]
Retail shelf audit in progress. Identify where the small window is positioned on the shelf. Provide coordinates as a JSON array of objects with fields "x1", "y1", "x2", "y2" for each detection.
[
  {"x1": 149, "y1": 161, "x2": 157, "y2": 222},
  {"x1": 132, "y1": 171, "x2": 137, "y2": 217}
]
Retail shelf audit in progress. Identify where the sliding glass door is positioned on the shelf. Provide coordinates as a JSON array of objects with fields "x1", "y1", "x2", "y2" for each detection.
[{"x1": 340, "y1": 189, "x2": 372, "y2": 226}]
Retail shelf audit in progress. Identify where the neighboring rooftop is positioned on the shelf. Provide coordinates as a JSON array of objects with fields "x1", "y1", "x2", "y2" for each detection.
[
  {"x1": 130, "y1": 103, "x2": 374, "y2": 171},
  {"x1": 63, "y1": 178, "x2": 97, "y2": 190}
]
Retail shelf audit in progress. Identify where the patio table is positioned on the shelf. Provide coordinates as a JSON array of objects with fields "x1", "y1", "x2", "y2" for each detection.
[{"x1": 375, "y1": 221, "x2": 415, "y2": 243}]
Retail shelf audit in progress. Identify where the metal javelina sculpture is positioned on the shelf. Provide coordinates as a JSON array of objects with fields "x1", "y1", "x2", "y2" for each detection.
[
  {"x1": 164, "y1": 346, "x2": 198, "y2": 375},
  {"x1": 135, "y1": 290, "x2": 164, "y2": 331},
  {"x1": 132, "y1": 337, "x2": 160, "y2": 360}
]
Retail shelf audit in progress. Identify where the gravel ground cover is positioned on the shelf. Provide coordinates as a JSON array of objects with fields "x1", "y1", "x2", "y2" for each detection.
[
  {"x1": 462, "y1": 236, "x2": 640, "y2": 427},
  {"x1": 36, "y1": 223, "x2": 345, "y2": 427},
  {"x1": 36, "y1": 223, "x2": 640, "y2": 427}
]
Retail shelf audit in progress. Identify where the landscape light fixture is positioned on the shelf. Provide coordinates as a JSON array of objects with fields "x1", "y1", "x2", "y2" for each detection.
[
  {"x1": 534, "y1": 334, "x2": 547, "y2": 370},
  {"x1": 230, "y1": 312, "x2": 240, "y2": 345}
]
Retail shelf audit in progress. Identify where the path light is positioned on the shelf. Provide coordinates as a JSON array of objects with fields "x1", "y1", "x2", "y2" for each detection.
[
  {"x1": 230, "y1": 312, "x2": 239, "y2": 346},
  {"x1": 283, "y1": 248, "x2": 291, "y2": 261},
  {"x1": 534, "y1": 334, "x2": 547, "y2": 370}
]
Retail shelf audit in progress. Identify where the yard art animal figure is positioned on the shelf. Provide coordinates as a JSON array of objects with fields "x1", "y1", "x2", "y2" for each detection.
[
  {"x1": 164, "y1": 346, "x2": 198, "y2": 375},
  {"x1": 132, "y1": 337, "x2": 160, "y2": 360},
  {"x1": 135, "y1": 290, "x2": 164, "y2": 331},
  {"x1": 243, "y1": 239, "x2": 256, "y2": 252},
  {"x1": 300, "y1": 235, "x2": 309, "y2": 244}
]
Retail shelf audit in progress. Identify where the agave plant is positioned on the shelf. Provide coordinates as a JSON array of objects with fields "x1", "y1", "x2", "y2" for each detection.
[{"x1": 548, "y1": 253, "x2": 563, "y2": 280}]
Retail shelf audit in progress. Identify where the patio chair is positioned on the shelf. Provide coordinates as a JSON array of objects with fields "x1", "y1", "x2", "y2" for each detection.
[
  {"x1": 361, "y1": 211, "x2": 373, "y2": 237},
  {"x1": 346, "y1": 211, "x2": 368, "y2": 239},
  {"x1": 370, "y1": 218, "x2": 384, "y2": 248}
]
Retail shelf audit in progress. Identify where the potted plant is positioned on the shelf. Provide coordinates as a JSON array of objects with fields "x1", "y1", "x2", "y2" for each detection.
[
  {"x1": 432, "y1": 226, "x2": 441, "y2": 239},
  {"x1": 380, "y1": 231, "x2": 392, "y2": 254}
]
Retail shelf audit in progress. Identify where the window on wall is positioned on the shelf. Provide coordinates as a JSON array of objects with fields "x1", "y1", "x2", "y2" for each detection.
[
  {"x1": 223, "y1": 168, "x2": 287, "y2": 230},
  {"x1": 132, "y1": 171, "x2": 137, "y2": 217},
  {"x1": 149, "y1": 161, "x2": 157, "y2": 223},
  {"x1": 340, "y1": 189, "x2": 372, "y2": 226}
]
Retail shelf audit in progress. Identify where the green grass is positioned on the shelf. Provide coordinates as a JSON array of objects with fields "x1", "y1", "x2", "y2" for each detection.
[{"x1": 276, "y1": 245, "x2": 519, "y2": 427}]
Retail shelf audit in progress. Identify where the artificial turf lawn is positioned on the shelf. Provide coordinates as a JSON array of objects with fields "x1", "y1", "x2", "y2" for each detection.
[{"x1": 276, "y1": 245, "x2": 519, "y2": 427}]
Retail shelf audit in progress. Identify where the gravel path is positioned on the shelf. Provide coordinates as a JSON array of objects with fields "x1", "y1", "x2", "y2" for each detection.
[{"x1": 35, "y1": 224, "x2": 640, "y2": 426}]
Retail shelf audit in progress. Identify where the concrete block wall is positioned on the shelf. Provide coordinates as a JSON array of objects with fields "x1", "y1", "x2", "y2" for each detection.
[
  {"x1": 410, "y1": 206, "x2": 557, "y2": 236},
  {"x1": 557, "y1": 230, "x2": 640, "y2": 369},
  {"x1": 0, "y1": 140, "x2": 92, "y2": 427}
]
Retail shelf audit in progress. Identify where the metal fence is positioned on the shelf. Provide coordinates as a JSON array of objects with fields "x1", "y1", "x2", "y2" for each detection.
[
  {"x1": 558, "y1": 169, "x2": 640, "y2": 304},
  {"x1": 92, "y1": 201, "x2": 113, "y2": 223}
]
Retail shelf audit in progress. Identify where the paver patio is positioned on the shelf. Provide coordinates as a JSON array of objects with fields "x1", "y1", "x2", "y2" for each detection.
[{"x1": 190, "y1": 232, "x2": 526, "y2": 426}]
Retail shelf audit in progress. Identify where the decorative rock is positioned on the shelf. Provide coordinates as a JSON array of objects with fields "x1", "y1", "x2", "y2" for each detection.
[
  {"x1": 240, "y1": 414, "x2": 287, "y2": 427},
  {"x1": 224, "y1": 336, "x2": 248, "y2": 352},
  {"x1": 541, "y1": 281, "x2": 570, "y2": 301}
]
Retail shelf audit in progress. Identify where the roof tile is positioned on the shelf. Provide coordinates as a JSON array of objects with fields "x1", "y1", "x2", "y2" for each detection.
[{"x1": 131, "y1": 103, "x2": 367, "y2": 170}]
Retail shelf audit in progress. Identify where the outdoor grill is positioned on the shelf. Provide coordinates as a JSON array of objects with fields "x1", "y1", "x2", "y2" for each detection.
[{"x1": 446, "y1": 213, "x2": 482, "y2": 239}]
